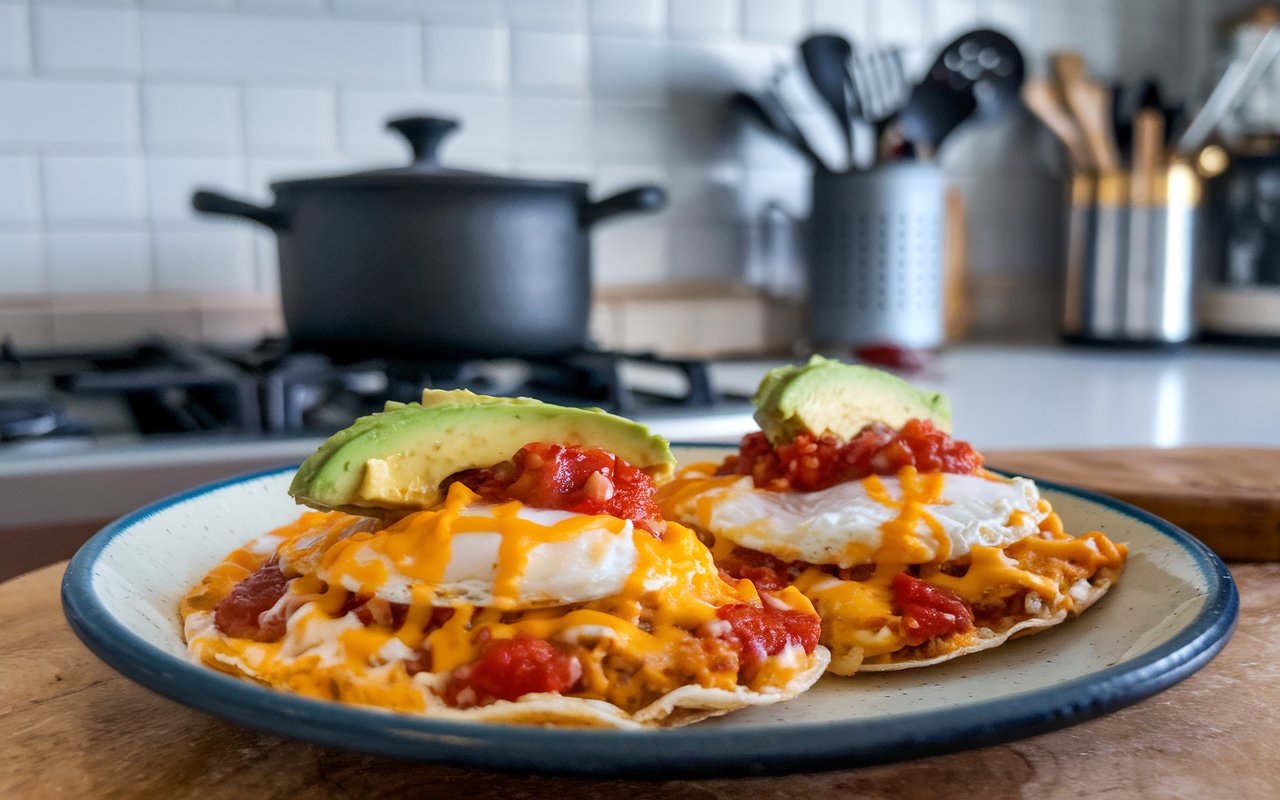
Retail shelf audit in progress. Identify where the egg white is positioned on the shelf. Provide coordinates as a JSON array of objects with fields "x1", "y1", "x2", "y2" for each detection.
[
  {"x1": 278, "y1": 504, "x2": 639, "y2": 609},
  {"x1": 667, "y1": 473, "x2": 1047, "y2": 568}
]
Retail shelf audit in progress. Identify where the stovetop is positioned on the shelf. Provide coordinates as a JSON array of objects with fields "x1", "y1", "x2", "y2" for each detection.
[{"x1": 0, "y1": 337, "x2": 746, "y2": 451}]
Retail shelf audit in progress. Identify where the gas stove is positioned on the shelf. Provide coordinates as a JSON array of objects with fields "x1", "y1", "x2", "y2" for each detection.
[{"x1": 0, "y1": 337, "x2": 745, "y2": 452}]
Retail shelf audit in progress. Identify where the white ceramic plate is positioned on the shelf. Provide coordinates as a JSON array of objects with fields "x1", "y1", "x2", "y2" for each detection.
[{"x1": 62, "y1": 446, "x2": 1238, "y2": 777}]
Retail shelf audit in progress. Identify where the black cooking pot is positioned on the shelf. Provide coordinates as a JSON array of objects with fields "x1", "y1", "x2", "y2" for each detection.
[{"x1": 192, "y1": 116, "x2": 666, "y2": 359}]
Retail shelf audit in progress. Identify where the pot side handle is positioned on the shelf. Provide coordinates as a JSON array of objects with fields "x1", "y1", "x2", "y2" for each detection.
[
  {"x1": 191, "y1": 189, "x2": 289, "y2": 231},
  {"x1": 580, "y1": 185, "x2": 668, "y2": 227}
]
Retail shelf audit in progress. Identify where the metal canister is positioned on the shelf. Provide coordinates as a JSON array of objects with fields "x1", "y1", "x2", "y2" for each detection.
[
  {"x1": 806, "y1": 163, "x2": 946, "y2": 349},
  {"x1": 1060, "y1": 162, "x2": 1202, "y2": 344}
]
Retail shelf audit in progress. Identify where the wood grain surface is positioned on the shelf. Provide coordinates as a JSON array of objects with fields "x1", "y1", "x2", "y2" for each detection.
[
  {"x1": 1, "y1": 561, "x2": 1277, "y2": 800},
  {"x1": 987, "y1": 448, "x2": 1280, "y2": 561}
]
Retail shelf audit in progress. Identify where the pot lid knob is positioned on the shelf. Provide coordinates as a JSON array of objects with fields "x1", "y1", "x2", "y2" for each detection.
[{"x1": 386, "y1": 116, "x2": 460, "y2": 168}]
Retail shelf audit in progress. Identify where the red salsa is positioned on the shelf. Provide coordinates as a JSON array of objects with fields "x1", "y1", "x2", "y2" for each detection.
[
  {"x1": 714, "y1": 601, "x2": 821, "y2": 679},
  {"x1": 442, "y1": 634, "x2": 582, "y2": 708},
  {"x1": 719, "y1": 419, "x2": 982, "y2": 492},
  {"x1": 450, "y1": 442, "x2": 664, "y2": 534},
  {"x1": 213, "y1": 561, "x2": 289, "y2": 641},
  {"x1": 892, "y1": 572, "x2": 974, "y2": 646}
]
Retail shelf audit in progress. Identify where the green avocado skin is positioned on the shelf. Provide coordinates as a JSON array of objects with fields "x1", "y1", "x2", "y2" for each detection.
[
  {"x1": 751, "y1": 355, "x2": 952, "y2": 443},
  {"x1": 288, "y1": 397, "x2": 674, "y2": 515}
]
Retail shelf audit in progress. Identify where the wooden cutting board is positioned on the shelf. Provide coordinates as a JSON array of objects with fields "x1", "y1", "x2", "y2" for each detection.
[{"x1": 986, "y1": 447, "x2": 1280, "y2": 561}]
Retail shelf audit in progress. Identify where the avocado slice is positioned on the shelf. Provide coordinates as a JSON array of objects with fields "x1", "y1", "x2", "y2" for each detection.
[
  {"x1": 289, "y1": 391, "x2": 675, "y2": 515},
  {"x1": 752, "y1": 355, "x2": 951, "y2": 444}
]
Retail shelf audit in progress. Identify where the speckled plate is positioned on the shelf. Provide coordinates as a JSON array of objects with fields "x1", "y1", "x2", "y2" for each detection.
[{"x1": 61, "y1": 446, "x2": 1237, "y2": 778}]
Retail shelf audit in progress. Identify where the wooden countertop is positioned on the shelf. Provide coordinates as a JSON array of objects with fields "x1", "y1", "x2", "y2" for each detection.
[{"x1": 2, "y1": 561, "x2": 1278, "y2": 799}]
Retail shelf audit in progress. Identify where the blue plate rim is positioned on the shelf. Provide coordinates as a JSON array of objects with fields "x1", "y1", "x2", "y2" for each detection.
[{"x1": 61, "y1": 454, "x2": 1239, "y2": 778}]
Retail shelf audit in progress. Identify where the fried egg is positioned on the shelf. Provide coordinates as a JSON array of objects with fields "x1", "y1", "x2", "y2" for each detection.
[
  {"x1": 275, "y1": 500, "x2": 638, "y2": 610},
  {"x1": 663, "y1": 470, "x2": 1047, "y2": 568}
]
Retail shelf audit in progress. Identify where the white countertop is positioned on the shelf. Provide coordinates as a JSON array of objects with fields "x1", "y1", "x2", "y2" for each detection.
[
  {"x1": 3, "y1": 344, "x2": 1278, "y2": 528},
  {"x1": 713, "y1": 345, "x2": 1280, "y2": 450}
]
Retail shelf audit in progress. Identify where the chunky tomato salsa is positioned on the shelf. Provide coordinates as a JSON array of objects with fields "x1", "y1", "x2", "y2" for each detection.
[{"x1": 718, "y1": 419, "x2": 982, "y2": 492}]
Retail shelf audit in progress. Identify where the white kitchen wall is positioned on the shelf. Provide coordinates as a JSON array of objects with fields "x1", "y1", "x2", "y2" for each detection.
[{"x1": 0, "y1": 0, "x2": 1203, "y2": 344}]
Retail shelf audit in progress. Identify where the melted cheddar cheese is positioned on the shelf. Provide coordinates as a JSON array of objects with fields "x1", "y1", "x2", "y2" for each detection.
[
  {"x1": 656, "y1": 464, "x2": 1127, "y2": 671},
  {"x1": 181, "y1": 483, "x2": 822, "y2": 717}
]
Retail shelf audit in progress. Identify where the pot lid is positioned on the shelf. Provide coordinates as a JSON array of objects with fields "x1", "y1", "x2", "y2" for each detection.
[{"x1": 270, "y1": 115, "x2": 588, "y2": 192}]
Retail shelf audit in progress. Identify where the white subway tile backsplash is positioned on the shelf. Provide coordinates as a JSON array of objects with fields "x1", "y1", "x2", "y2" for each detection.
[
  {"x1": 244, "y1": 86, "x2": 336, "y2": 152},
  {"x1": 147, "y1": 156, "x2": 246, "y2": 221},
  {"x1": 33, "y1": 5, "x2": 140, "y2": 74},
  {"x1": 42, "y1": 156, "x2": 148, "y2": 222},
  {"x1": 143, "y1": 83, "x2": 240, "y2": 151},
  {"x1": 592, "y1": 218, "x2": 670, "y2": 285},
  {"x1": 506, "y1": 0, "x2": 587, "y2": 31},
  {"x1": 0, "y1": 79, "x2": 138, "y2": 146},
  {"x1": 590, "y1": 0, "x2": 665, "y2": 35},
  {"x1": 425, "y1": 25, "x2": 509, "y2": 91},
  {"x1": 810, "y1": 0, "x2": 870, "y2": 38},
  {"x1": 331, "y1": 0, "x2": 416, "y2": 18},
  {"x1": 0, "y1": 5, "x2": 31, "y2": 74},
  {"x1": 742, "y1": 0, "x2": 807, "y2": 43},
  {"x1": 874, "y1": 0, "x2": 929, "y2": 49},
  {"x1": 415, "y1": 0, "x2": 505, "y2": 25},
  {"x1": 510, "y1": 96, "x2": 590, "y2": 164},
  {"x1": 0, "y1": 156, "x2": 41, "y2": 223},
  {"x1": 670, "y1": 0, "x2": 738, "y2": 40},
  {"x1": 592, "y1": 103, "x2": 672, "y2": 162},
  {"x1": 238, "y1": 0, "x2": 327, "y2": 14},
  {"x1": 591, "y1": 36, "x2": 666, "y2": 103},
  {"x1": 511, "y1": 160, "x2": 594, "y2": 181},
  {"x1": 141, "y1": 1, "x2": 236, "y2": 9},
  {"x1": 0, "y1": 232, "x2": 45, "y2": 295},
  {"x1": 46, "y1": 230, "x2": 151, "y2": 294},
  {"x1": 512, "y1": 30, "x2": 588, "y2": 93},
  {"x1": 668, "y1": 164, "x2": 745, "y2": 224},
  {"x1": 664, "y1": 98, "x2": 739, "y2": 169},
  {"x1": 670, "y1": 223, "x2": 744, "y2": 281},
  {"x1": 140, "y1": 11, "x2": 419, "y2": 86},
  {"x1": 31, "y1": 0, "x2": 137, "y2": 6},
  {"x1": 929, "y1": 0, "x2": 980, "y2": 43},
  {"x1": 666, "y1": 40, "x2": 780, "y2": 100},
  {"x1": 153, "y1": 228, "x2": 256, "y2": 293},
  {"x1": 0, "y1": 0, "x2": 1212, "y2": 346}
]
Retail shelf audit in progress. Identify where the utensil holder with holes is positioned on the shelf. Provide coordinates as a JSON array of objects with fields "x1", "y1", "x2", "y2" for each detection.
[
  {"x1": 806, "y1": 163, "x2": 947, "y2": 349},
  {"x1": 1060, "y1": 163, "x2": 1203, "y2": 345}
]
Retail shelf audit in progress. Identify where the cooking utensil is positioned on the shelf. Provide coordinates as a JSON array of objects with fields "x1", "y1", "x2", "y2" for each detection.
[
  {"x1": 729, "y1": 90, "x2": 823, "y2": 166},
  {"x1": 1065, "y1": 78, "x2": 1123, "y2": 172},
  {"x1": 1132, "y1": 108, "x2": 1166, "y2": 204},
  {"x1": 846, "y1": 46, "x2": 909, "y2": 166},
  {"x1": 895, "y1": 29, "x2": 1025, "y2": 154},
  {"x1": 193, "y1": 115, "x2": 665, "y2": 360},
  {"x1": 771, "y1": 65, "x2": 846, "y2": 172},
  {"x1": 1022, "y1": 78, "x2": 1095, "y2": 169},
  {"x1": 799, "y1": 34, "x2": 856, "y2": 168},
  {"x1": 1175, "y1": 26, "x2": 1280, "y2": 154}
]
